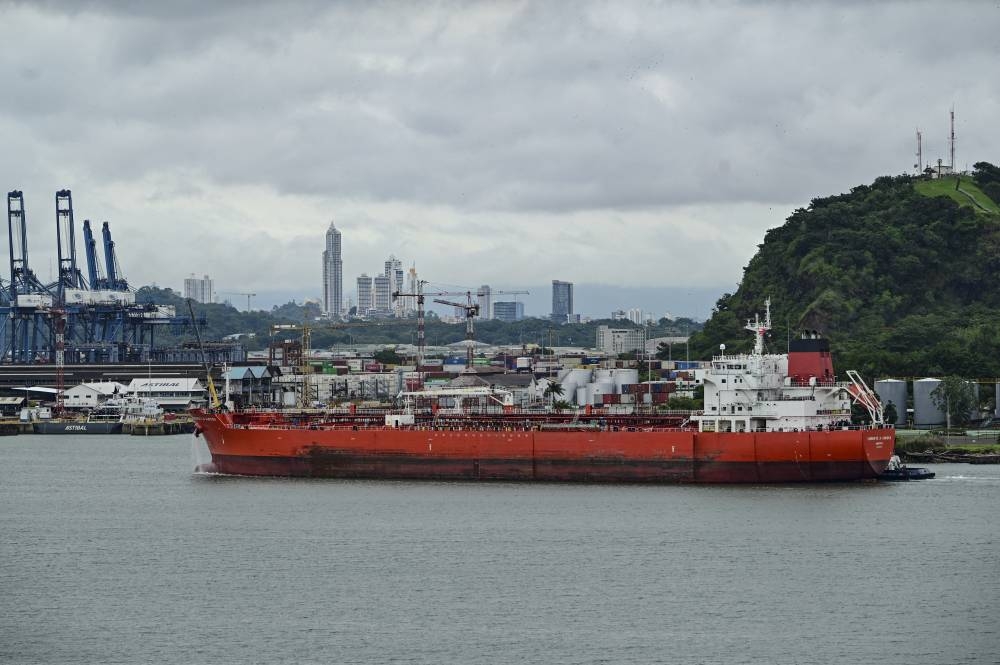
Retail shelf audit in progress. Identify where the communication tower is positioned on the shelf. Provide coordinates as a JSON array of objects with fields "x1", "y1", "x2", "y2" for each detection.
[
  {"x1": 949, "y1": 106, "x2": 956, "y2": 172},
  {"x1": 914, "y1": 128, "x2": 922, "y2": 174}
]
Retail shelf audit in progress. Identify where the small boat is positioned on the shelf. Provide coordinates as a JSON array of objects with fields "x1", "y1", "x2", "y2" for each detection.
[
  {"x1": 32, "y1": 396, "x2": 163, "y2": 434},
  {"x1": 879, "y1": 455, "x2": 935, "y2": 481}
]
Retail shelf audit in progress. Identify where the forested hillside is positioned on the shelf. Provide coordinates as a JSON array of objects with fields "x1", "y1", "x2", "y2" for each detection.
[{"x1": 688, "y1": 162, "x2": 1000, "y2": 378}]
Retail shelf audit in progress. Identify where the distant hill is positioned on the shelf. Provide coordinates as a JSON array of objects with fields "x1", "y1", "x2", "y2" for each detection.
[{"x1": 688, "y1": 162, "x2": 1000, "y2": 378}]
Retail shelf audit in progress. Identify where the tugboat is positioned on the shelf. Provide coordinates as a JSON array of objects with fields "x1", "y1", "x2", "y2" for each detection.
[{"x1": 879, "y1": 455, "x2": 936, "y2": 481}]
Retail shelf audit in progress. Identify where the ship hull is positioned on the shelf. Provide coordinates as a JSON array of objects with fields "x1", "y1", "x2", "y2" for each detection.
[
  {"x1": 33, "y1": 421, "x2": 123, "y2": 434},
  {"x1": 192, "y1": 412, "x2": 894, "y2": 483}
]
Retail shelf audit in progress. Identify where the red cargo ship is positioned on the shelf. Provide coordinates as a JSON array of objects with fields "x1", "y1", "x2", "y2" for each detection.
[{"x1": 191, "y1": 300, "x2": 894, "y2": 483}]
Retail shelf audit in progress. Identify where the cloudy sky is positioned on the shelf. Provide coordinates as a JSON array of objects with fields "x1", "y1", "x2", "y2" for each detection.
[{"x1": 2, "y1": 1, "x2": 998, "y2": 318}]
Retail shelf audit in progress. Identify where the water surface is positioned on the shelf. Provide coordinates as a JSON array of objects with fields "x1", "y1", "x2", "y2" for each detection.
[{"x1": 2, "y1": 435, "x2": 997, "y2": 664}]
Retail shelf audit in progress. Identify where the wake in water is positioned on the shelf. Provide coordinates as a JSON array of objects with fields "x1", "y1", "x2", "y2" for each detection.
[{"x1": 190, "y1": 434, "x2": 216, "y2": 474}]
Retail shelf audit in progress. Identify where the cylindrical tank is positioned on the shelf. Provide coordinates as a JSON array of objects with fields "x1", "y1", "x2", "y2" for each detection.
[
  {"x1": 913, "y1": 378, "x2": 944, "y2": 427},
  {"x1": 874, "y1": 379, "x2": 907, "y2": 426},
  {"x1": 968, "y1": 382, "x2": 980, "y2": 422},
  {"x1": 595, "y1": 369, "x2": 614, "y2": 383},
  {"x1": 576, "y1": 387, "x2": 587, "y2": 406},
  {"x1": 561, "y1": 368, "x2": 593, "y2": 401},
  {"x1": 613, "y1": 369, "x2": 639, "y2": 393}
]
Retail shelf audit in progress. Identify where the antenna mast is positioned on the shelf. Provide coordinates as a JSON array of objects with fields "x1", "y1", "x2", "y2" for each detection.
[
  {"x1": 915, "y1": 128, "x2": 922, "y2": 174},
  {"x1": 949, "y1": 106, "x2": 955, "y2": 172}
]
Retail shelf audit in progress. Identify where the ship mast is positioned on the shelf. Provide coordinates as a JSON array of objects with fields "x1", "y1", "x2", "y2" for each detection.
[{"x1": 744, "y1": 297, "x2": 771, "y2": 356}]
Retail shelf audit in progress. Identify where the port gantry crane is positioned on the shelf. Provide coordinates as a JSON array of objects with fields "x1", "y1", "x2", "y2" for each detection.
[{"x1": 3, "y1": 190, "x2": 208, "y2": 365}]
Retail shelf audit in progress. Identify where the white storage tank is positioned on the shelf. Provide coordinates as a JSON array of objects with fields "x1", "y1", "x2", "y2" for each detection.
[
  {"x1": 576, "y1": 387, "x2": 587, "y2": 406},
  {"x1": 593, "y1": 380, "x2": 614, "y2": 405},
  {"x1": 613, "y1": 369, "x2": 639, "y2": 393},
  {"x1": 968, "y1": 382, "x2": 980, "y2": 422},
  {"x1": 912, "y1": 378, "x2": 944, "y2": 427},
  {"x1": 874, "y1": 379, "x2": 907, "y2": 426}
]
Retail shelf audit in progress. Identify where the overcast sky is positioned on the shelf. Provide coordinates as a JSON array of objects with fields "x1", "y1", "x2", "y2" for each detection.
[{"x1": 1, "y1": 1, "x2": 998, "y2": 318}]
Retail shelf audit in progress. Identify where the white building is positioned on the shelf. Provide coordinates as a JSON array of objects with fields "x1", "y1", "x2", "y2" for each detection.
[
  {"x1": 356, "y1": 274, "x2": 373, "y2": 315},
  {"x1": 183, "y1": 274, "x2": 214, "y2": 303},
  {"x1": 626, "y1": 308, "x2": 643, "y2": 325},
  {"x1": 62, "y1": 381, "x2": 129, "y2": 409},
  {"x1": 322, "y1": 222, "x2": 343, "y2": 317},
  {"x1": 596, "y1": 325, "x2": 647, "y2": 355},
  {"x1": 126, "y1": 378, "x2": 206, "y2": 410}
]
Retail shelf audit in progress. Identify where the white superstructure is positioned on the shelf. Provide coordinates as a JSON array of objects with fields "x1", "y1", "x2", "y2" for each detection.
[{"x1": 692, "y1": 299, "x2": 880, "y2": 433}]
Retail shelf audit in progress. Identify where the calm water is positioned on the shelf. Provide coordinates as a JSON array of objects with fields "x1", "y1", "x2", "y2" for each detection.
[{"x1": 1, "y1": 434, "x2": 998, "y2": 665}]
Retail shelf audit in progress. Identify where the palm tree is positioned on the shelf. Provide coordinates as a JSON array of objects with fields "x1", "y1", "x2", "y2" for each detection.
[{"x1": 543, "y1": 381, "x2": 564, "y2": 407}]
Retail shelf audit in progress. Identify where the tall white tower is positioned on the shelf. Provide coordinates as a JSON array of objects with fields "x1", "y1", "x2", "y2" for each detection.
[{"x1": 322, "y1": 222, "x2": 343, "y2": 318}]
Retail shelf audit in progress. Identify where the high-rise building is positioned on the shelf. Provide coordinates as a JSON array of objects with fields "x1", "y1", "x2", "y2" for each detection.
[
  {"x1": 384, "y1": 255, "x2": 404, "y2": 316},
  {"x1": 322, "y1": 222, "x2": 343, "y2": 318},
  {"x1": 626, "y1": 308, "x2": 643, "y2": 325},
  {"x1": 373, "y1": 274, "x2": 391, "y2": 314},
  {"x1": 477, "y1": 285, "x2": 492, "y2": 320},
  {"x1": 356, "y1": 274, "x2": 373, "y2": 316},
  {"x1": 184, "y1": 274, "x2": 213, "y2": 303},
  {"x1": 403, "y1": 265, "x2": 419, "y2": 316},
  {"x1": 551, "y1": 280, "x2": 573, "y2": 324},
  {"x1": 493, "y1": 301, "x2": 524, "y2": 322}
]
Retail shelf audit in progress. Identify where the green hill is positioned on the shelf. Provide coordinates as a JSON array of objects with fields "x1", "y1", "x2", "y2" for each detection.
[{"x1": 688, "y1": 162, "x2": 1000, "y2": 379}]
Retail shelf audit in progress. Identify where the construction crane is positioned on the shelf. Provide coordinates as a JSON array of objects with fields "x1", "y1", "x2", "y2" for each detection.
[
  {"x1": 433, "y1": 294, "x2": 480, "y2": 370},
  {"x1": 222, "y1": 292, "x2": 256, "y2": 311},
  {"x1": 393, "y1": 285, "x2": 529, "y2": 369}
]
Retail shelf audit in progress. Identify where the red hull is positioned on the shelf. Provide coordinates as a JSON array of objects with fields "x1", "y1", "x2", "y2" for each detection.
[{"x1": 192, "y1": 410, "x2": 894, "y2": 483}]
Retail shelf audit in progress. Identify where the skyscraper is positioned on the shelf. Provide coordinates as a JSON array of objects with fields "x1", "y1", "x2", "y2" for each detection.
[
  {"x1": 477, "y1": 285, "x2": 492, "y2": 320},
  {"x1": 322, "y1": 222, "x2": 343, "y2": 318},
  {"x1": 384, "y1": 255, "x2": 404, "y2": 316},
  {"x1": 356, "y1": 273, "x2": 373, "y2": 316},
  {"x1": 551, "y1": 280, "x2": 573, "y2": 323},
  {"x1": 373, "y1": 274, "x2": 391, "y2": 314}
]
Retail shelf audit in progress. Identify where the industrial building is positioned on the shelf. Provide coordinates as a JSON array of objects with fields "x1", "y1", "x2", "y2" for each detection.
[
  {"x1": 494, "y1": 301, "x2": 524, "y2": 322},
  {"x1": 596, "y1": 325, "x2": 647, "y2": 355}
]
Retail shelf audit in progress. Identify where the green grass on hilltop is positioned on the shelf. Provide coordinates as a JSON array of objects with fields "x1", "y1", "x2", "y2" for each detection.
[{"x1": 914, "y1": 175, "x2": 1000, "y2": 214}]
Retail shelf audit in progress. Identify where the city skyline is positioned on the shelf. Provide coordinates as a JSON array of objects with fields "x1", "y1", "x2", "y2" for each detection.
[{"x1": 4, "y1": 4, "x2": 997, "y2": 321}]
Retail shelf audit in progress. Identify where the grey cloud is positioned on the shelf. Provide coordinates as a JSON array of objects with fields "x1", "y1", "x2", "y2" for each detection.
[{"x1": 5, "y1": 2, "x2": 998, "y2": 216}]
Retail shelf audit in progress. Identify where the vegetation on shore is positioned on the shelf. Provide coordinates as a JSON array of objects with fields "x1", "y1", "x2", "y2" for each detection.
[{"x1": 688, "y1": 162, "x2": 1000, "y2": 379}]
